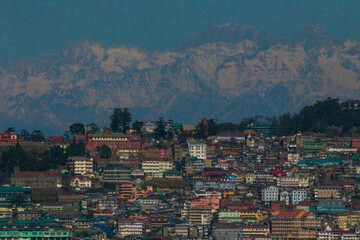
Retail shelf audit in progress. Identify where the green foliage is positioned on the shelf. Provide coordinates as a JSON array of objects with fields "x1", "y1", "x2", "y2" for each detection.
[
  {"x1": 50, "y1": 145, "x2": 68, "y2": 166},
  {"x1": 208, "y1": 119, "x2": 219, "y2": 136},
  {"x1": 195, "y1": 121, "x2": 207, "y2": 139},
  {"x1": 69, "y1": 123, "x2": 85, "y2": 135},
  {"x1": 155, "y1": 118, "x2": 166, "y2": 139},
  {"x1": 20, "y1": 129, "x2": 31, "y2": 141},
  {"x1": 132, "y1": 120, "x2": 143, "y2": 133},
  {"x1": 6, "y1": 127, "x2": 15, "y2": 133},
  {"x1": 272, "y1": 98, "x2": 360, "y2": 136},
  {"x1": 30, "y1": 130, "x2": 45, "y2": 142},
  {"x1": 63, "y1": 131, "x2": 71, "y2": 140},
  {"x1": 103, "y1": 182, "x2": 117, "y2": 190},
  {"x1": 110, "y1": 108, "x2": 132, "y2": 133},
  {"x1": 0, "y1": 143, "x2": 65, "y2": 175},
  {"x1": 99, "y1": 145, "x2": 111, "y2": 158},
  {"x1": 67, "y1": 141, "x2": 86, "y2": 156}
]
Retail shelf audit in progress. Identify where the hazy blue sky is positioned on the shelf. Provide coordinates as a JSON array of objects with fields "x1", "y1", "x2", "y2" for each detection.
[{"x1": 0, "y1": 0, "x2": 359, "y2": 64}]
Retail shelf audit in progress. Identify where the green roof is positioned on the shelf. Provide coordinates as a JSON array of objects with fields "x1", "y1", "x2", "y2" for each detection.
[
  {"x1": 298, "y1": 157, "x2": 344, "y2": 167},
  {"x1": 0, "y1": 218, "x2": 10, "y2": 223},
  {"x1": 303, "y1": 147, "x2": 322, "y2": 151},
  {"x1": 0, "y1": 186, "x2": 30, "y2": 193},
  {"x1": 14, "y1": 219, "x2": 40, "y2": 224},
  {"x1": 303, "y1": 142, "x2": 322, "y2": 145}
]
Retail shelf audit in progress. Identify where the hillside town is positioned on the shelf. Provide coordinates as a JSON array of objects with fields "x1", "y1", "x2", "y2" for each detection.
[{"x1": 1, "y1": 110, "x2": 360, "y2": 240}]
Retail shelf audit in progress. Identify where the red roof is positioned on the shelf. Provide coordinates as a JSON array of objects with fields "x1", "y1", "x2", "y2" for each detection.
[
  {"x1": 273, "y1": 209, "x2": 311, "y2": 219},
  {"x1": 269, "y1": 169, "x2": 286, "y2": 177}
]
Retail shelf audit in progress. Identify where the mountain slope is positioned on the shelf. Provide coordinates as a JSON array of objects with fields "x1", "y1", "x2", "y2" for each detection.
[{"x1": 1, "y1": 24, "x2": 360, "y2": 132}]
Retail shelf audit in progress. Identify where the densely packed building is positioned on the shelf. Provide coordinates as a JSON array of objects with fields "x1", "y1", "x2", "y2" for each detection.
[{"x1": 1, "y1": 123, "x2": 360, "y2": 239}]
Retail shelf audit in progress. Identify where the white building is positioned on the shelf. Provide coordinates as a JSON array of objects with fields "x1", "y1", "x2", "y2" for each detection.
[
  {"x1": 188, "y1": 139, "x2": 207, "y2": 160},
  {"x1": 68, "y1": 157, "x2": 93, "y2": 176},
  {"x1": 117, "y1": 219, "x2": 144, "y2": 237},
  {"x1": 291, "y1": 189, "x2": 308, "y2": 204},
  {"x1": 261, "y1": 186, "x2": 279, "y2": 202}
]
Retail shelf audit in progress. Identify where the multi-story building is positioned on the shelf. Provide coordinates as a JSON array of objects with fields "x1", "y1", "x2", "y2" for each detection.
[
  {"x1": 138, "y1": 147, "x2": 172, "y2": 161},
  {"x1": 317, "y1": 230, "x2": 359, "y2": 240},
  {"x1": 271, "y1": 209, "x2": 322, "y2": 239},
  {"x1": 0, "y1": 186, "x2": 31, "y2": 208},
  {"x1": 288, "y1": 153, "x2": 300, "y2": 165},
  {"x1": 218, "y1": 209, "x2": 268, "y2": 224},
  {"x1": 193, "y1": 179, "x2": 236, "y2": 191},
  {"x1": 316, "y1": 199, "x2": 347, "y2": 214},
  {"x1": 182, "y1": 195, "x2": 219, "y2": 226},
  {"x1": 0, "y1": 230, "x2": 72, "y2": 239},
  {"x1": 187, "y1": 207, "x2": 213, "y2": 225},
  {"x1": 314, "y1": 186, "x2": 341, "y2": 199},
  {"x1": 11, "y1": 170, "x2": 62, "y2": 189},
  {"x1": 182, "y1": 193, "x2": 220, "y2": 214},
  {"x1": 68, "y1": 157, "x2": 93, "y2": 176},
  {"x1": 333, "y1": 214, "x2": 349, "y2": 229},
  {"x1": 87, "y1": 131, "x2": 141, "y2": 153},
  {"x1": 239, "y1": 225, "x2": 271, "y2": 239},
  {"x1": 102, "y1": 164, "x2": 131, "y2": 183},
  {"x1": 188, "y1": 139, "x2": 207, "y2": 160},
  {"x1": 0, "y1": 208, "x2": 12, "y2": 218},
  {"x1": 291, "y1": 189, "x2": 308, "y2": 204},
  {"x1": 261, "y1": 186, "x2": 279, "y2": 202},
  {"x1": 277, "y1": 177, "x2": 300, "y2": 187},
  {"x1": 212, "y1": 223, "x2": 241, "y2": 240},
  {"x1": 327, "y1": 146, "x2": 357, "y2": 153},
  {"x1": 141, "y1": 159, "x2": 173, "y2": 178},
  {"x1": 117, "y1": 218, "x2": 144, "y2": 238},
  {"x1": 163, "y1": 224, "x2": 198, "y2": 238}
]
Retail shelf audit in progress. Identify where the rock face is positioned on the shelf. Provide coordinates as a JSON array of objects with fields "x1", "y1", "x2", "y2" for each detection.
[{"x1": 1, "y1": 24, "x2": 360, "y2": 132}]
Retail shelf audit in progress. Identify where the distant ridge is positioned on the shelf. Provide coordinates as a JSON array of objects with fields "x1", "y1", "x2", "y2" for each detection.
[{"x1": 0, "y1": 24, "x2": 360, "y2": 132}]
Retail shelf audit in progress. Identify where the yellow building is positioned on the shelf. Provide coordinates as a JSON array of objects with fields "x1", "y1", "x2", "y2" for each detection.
[
  {"x1": 218, "y1": 209, "x2": 268, "y2": 224},
  {"x1": 204, "y1": 158, "x2": 212, "y2": 168},
  {"x1": 299, "y1": 177, "x2": 310, "y2": 187},
  {"x1": 0, "y1": 208, "x2": 12, "y2": 218},
  {"x1": 141, "y1": 160, "x2": 173, "y2": 178},
  {"x1": 314, "y1": 186, "x2": 341, "y2": 199},
  {"x1": 241, "y1": 225, "x2": 270, "y2": 237},
  {"x1": 333, "y1": 214, "x2": 348, "y2": 229}
]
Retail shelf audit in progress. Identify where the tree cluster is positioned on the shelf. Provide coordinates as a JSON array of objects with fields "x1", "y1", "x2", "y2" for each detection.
[
  {"x1": 272, "y1": 98, "x2": 360, "y2": 136},
  {"x1": 110, "y1": 108, "x2": 132, "y2": 133},
  {"x1": 0, "y1": 144, "x2": 67, "y2": 175}
]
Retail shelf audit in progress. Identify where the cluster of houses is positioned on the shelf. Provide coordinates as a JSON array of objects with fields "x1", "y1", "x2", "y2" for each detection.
[{"x1": 1, "y1": 121, "x2": 360, "y2": 239}]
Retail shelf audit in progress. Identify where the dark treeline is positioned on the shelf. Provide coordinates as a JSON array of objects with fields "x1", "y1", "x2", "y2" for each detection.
[
  {"x1": 272, "y1": 98, "x2": 360, "y2": 136},
  {"x1": 0, "y1": 144, "x2": 67, "y2": 176},
  {"x1": 185, "y1": 98, "x2": 360, "y2": 139}
]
